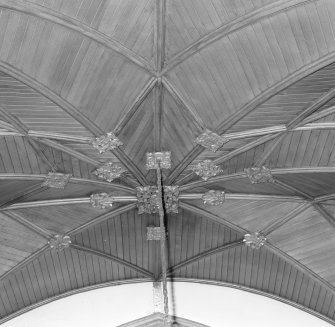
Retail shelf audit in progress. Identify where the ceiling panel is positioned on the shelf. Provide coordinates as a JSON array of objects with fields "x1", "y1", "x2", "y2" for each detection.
[{"x1": 269, "y1": 205, "x2": 335, "y2": 285}]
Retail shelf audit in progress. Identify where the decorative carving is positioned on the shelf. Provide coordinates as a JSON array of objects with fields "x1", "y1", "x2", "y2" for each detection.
[
  {"x1": 164, "y1": 186, "x2": 179, "y2": 213},
  {"x1": 195, "y1": 129, "x2": 228, "y2": 152},
  {"x1": 202, "y1": 190, "x2": 225, "y2": 205},
  {"x1": 244, "y1": 166, "x2": 274, "y2": 184},
  {"x1": 90, "y1": 193, "x2": 114, "y2": 209},
  {"x1": 147, "y1": 226, "x2": 166, "y2": 240},
  {"x1": 146, "y1": 152, "x2": 171, "y2": 169},
  {"x1": 93, "y1": 162, "x2": 126, "y2": 182},
  {"x1": 137, "y1": 186, "x2": 179, "y2": 214},
  {"x1": 41, "y1": 172, "x2": 71, "y2": 189},
  {"x1": 243, "y1": 232, "x2": 267, "y2": 249},
  {"x1": 189, "y1": 160, "x2": 222, "y2": 180},
  {"x1": 90, "y1": 132, "x2": 123, "y2": 153},
  {"x1": 153, "y1": 282, "x2": 163, "y2": 313},
  {"x1": 137, "y1": 186, "x2": 159, "y2": 214},
  {"x1": 48, "y1": 235, "x2": 71, "y2": 251}
]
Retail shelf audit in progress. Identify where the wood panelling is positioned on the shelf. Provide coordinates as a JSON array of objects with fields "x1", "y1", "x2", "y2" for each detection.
[
  {"x1": 0, "y1": 247, "x2": 144, "y2": 320},
  {"x1": 0, "y1": 180, "x2": 42, "y2": 204},
  {"x1": 0, "y1": 211, "x2": 46, "y2": 276},
  {"x1": 12, "y1": 204, "x2": 118, "y2": 235},
  {"x1": 166, "y1": 209, "x2": 242, "y2": 269},
  {"x1": 228, "y1": 63, "x2": 335, "y2": 132},
  {"x1": 23, "y1": 0, "x2": 156, "y2": 65},
  {"x1": 165, "y1": 0, "x2": 281, "y2": 59},
  {"x1": 0, "y1": 136, "x2": 49, "y2": 174},
  {"x1": 0, "y1": 71, "x2": 91, "y2": 136},
  {"x1": 0, "y1": 1, "x2": 334, "y2": 324},
  {"x1": 172, "y1": 245, "x2": 335, "y2": 322},
  {"x1": 275, "y1": 173, "x2": 335, "y2": 197},
  {"x1": 269, "y1": 206, "x2": 335, "y2": 285},
  {"x1": 183, "y1": 176, "x2": 297, "y2": 196},
  {"x1": 182, "y1": 199, "x2": 302, "y2": 232},
  {"x1": 0, "y1": 9, "x2": 151, "y2": 133},
  {"x1": 161, "y1": 87, "x2": 202, "y2": 169},
  {"x1": 118, "y1": 88, "x2": 155, "y2": 175},
  {"x1": 73, "y1": 209, "x2": 161, "y2": 278},
  {"x1": 166, "y1": 0, "x2": 335, "y2": 129}
]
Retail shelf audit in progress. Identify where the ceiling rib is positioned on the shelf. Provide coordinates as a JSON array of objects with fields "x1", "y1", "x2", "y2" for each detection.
[
  {"x1": 70, "y1": 243, "x2": 154, "y2": 279},
  {"x1": 162, "y1": 77, "x2": 206, "y2": 131},
  {"x1": 154, "y1": 80, "x2": 163, "y2": 151},
  {"x1": 177, "y1": 133, "x2": 279, "y2": 185},
  {"x1": 0, "y1": 173, "x2": 136, "y2": 194},
  {"x1": 175, "y1": 279, "x2": 335, "y2": 326},
  {"x1": 2, "y1": 193, "x2": 304, "y2": 211},
  {"x1": 0, "y1": 63, "x2": 149, "y2": 186},
  {"x1": 2, "y1": 211, "x2": 53, "y2": 239},
  {"x1": 182, "y1": 202, "x2": 335, "y2": 298},
  {"x1": 179, "y1": 202, "x2": 246, "y2": 234},
  {"x1": 156, "y1": 0, "x2": 166, "y2": 72},
  {"x1": 5, "y1": 121, "x2": 335, "y2": 145},
  {"x1": 163, "y1": 0, "x2": 313, "y2": 74},
  {"x1": 274, "y1": 180, "x2": 335, "y2": 230},
  {"x1": 114, "y1": 77, "x2": 157, "y2": 135},
  {"x1": 303, "y1": 105, "x2": 335, "y2": 124},
  {"x1": 181, "y1": 193, "x2": 305, "y2": 203},
  {"x1": 254, "y1": 86, "x2": 335, "y2": 166},
  {"x1": 166, "y1": 240, "x2": 244, "y2": 277},
  {"x1": 265, "y1": 243, "x2": 335, "y2": 295},
  {"x1": 0, "y1": 62, "x2": 101, "y2": 136},
  {"x1": 0, "y1": 183, "x2": 47, "y2": 210},
  {"x1": 260, "y1": 203, "x2": 311, "y2": 235},
  {"x1": 0, "y1": 105, "x2": 57, "y2": 171},
  {"x1": 0, "y1": 245, "x2": 49, "y2": 283},
  {"x1": 0, "y1": 0, "x2": 155, "y2": 75},
  {"x1": 313, "y1": 204, "x2": 335, "y2": 229},
  {"x1": 36, "y1": 138, "x2": 100, "y2": 166},
  {"x1": 68, "y1": 203, "x2": 137, "y2": 236},
  {"x1": 180, "y1": 168, "x2": 335, "y2": 191},
  {"x1": 166, "y1": 52, "x2": 335, "y2": 184}
]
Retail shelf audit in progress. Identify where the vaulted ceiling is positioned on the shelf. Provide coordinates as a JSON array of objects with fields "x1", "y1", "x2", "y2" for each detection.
[{"x1": 1, "y1": 0, "x2": 335, "y2": 325}]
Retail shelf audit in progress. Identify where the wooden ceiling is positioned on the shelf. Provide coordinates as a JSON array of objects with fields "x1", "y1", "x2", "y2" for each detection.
[{"x1": 0, "y1": 0, "x2": 335, "y2": 325}]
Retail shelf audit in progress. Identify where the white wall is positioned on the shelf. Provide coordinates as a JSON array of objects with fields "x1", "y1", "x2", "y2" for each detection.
[{"x1": 3, "y1": 281, "x2": 332, "y2": 327}]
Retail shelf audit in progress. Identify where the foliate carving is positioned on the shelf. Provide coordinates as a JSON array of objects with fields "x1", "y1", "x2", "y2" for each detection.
[
  {"x1": 243, "y1": 232, "x2": 267, "y2": 249},
  {"x1": 48, "y1": 235, "x2": 71, "y2": 251},
  {"x1": 93, "y1": 162, "x2": 126, "y2": 182},
  {"x1": 147, "y1": 226, "x2": 166, "y2": 240},
  {"x1": 137, "y1": 186, "x2": 159, "y2": 214},
  {"x1": 189, "y1": 160, "x2": 222, "y2": 180},
  {"x1": 137, "y1": 186, "x2": 180, "y2": 214},
  {"x1": 90, "y1": 132, "x2": 123, "y2": 153},
  {"x1": 195, "y1": 129, "x2": 228, "y2": 152},
  {"x1": 164, "y1": 186, "x2": 179, "y2": 213},
  {"x1": 244, "y1": 166, "x2": 274, "y2": 184},
  {"x1": 41, "y1": 172, "x2": 71, "y2": 189},
  {"x1": 146, "y1": 152, "x2": 171, "y2": 169},
  {"x1": 90, "y1": 193, "x2": 114, "y2": 209},
  {"x1": 202, "y1": 190, "x2": 225, "y2": 205}
]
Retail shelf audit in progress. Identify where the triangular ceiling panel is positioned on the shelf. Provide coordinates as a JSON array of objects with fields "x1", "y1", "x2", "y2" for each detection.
[
  {"x1": 161, "y1": 87, "x2": 202, "y2": 170},
  {"x1": 118, "y1": 88, "x2": 155, "y2": 175},
  {"x1": 28, "y1": 0, "x2": 156, "y2": 65},
  {"x1": 0, "y1": 211, "x2": 46, "y2": 276},
  {"x1": 165, "y1": 0, "x2": 275, "y2": 59},
  {"x1": 73, "y1": 209, "x2": 160, "y2": 278},
  {"x1": 11, "y1": 203, "x2": 119, "y2": 235},
  {"x1": 172, "y1": 243, "x2": 335, "y2": 322},
  {"x1": 182, "y1": 199, "x2": 302, "y2": 232},
  {"x1": 269, "y1": 205, "x2": 335, "y2": 286},
  {"x1": 0, "y1": 71, "x2": 91, "y2": 137}
]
